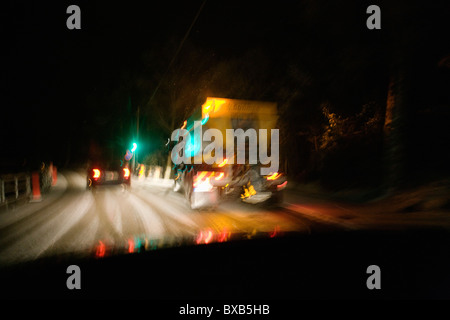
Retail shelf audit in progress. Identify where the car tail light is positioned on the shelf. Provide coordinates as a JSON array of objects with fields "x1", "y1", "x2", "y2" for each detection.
[
  {"x1": 193, "y1": 171, "x2": 214, "y2": 192},
  {"x1": 92, "y1": 169, "x2": 101, "y2": 180},
  {"x1": 123, "y1": 167, "x2": 130, "y2": 179}
]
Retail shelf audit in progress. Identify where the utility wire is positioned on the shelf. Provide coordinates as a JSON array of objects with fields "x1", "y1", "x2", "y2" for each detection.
[{"x1": 146, "y1": 0, "x2": 207, "y2": 107}]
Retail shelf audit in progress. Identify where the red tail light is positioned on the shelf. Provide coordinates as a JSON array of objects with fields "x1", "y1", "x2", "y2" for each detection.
[
  {"x1": 92, "y1": 169, "x2": 101, "y2": 180},
  {"x1": 193, "y1": 171, "x2": 214, "y2": 192},
  {"x1": 123, "y1": 167, "x2": 130, "y2": 179},
  {"x1": 196, "y1": 229, "x2": 214, "y2": 244}
]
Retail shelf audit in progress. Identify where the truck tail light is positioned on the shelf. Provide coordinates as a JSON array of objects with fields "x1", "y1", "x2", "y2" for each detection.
[
  {"x1": 193, "y1": 171, "x2": 214, "y2": 192},
  {"x1": 266, "y1": 172, "x2": 281, "y2": 180}
]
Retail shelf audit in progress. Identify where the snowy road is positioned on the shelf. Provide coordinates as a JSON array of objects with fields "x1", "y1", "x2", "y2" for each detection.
[{"x1": 0, "y1": 171, "x2": 329, "y2": 266}]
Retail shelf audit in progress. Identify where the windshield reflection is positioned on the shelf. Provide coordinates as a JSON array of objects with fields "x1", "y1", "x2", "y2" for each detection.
[{"x1": 93, "y1": 225, "x2": 284, "y2": 260}]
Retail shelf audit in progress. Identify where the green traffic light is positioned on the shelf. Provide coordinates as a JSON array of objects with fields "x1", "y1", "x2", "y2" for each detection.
[{"x1": 131, "y1": 143, "x2": 137, "y2": 152}]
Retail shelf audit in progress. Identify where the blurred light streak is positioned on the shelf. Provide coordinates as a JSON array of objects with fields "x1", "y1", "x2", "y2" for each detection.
[
  {"x1": 269, "y1": 225, "x2": 280, "y2": 238},
  {"x1": 203, "y1": 102, "x2": 212, "y2": 114},
  {"x1": 246, "y1": 229, "x2": 257, "y2": 239},
  {"x1": 277, "y1": 181, "x2": 288, "y2": 189},
  {"x1": 266, "y1": 172, "x2": 281, "y2": 180},
  {"x1": 138, "y1": 164, "x2": 145, "y2": 178},
  {"x1": 197, "y1": 171, "x2": 208, "y2": 181},
  {"x1": 125, "y1": 150, "x2": 132, "y2": 161},
  {"x1": 150, "y1": 240, "x2": 158, "y2": 250},
  {"x1": 241, "y1": 183, "x2": 256, "y2": 199},
  {"x1": 194, "y1": 172, "x2": 214, "y2": 192},
  {"x1": 218, "y1": 159, "x2": 228, "y2": 167},
  {"x1": 128, "y1": 239, "x2": 134, "y2": 253},
  {"x1": 196, "y1": 229, "x2": 214, "y2": 244},
  {"x1": 201, "y1": 114, "x2": 209, "y2": 125},
  {"x1": 202, "y1": 98, "x2": 226, "y2": 114},
  {"x1": 213, "y1": 99, "x2": 226, "y2": 112},
  {"x1": 95, "y1": 241, "x2": 106, "y2": 258},
  {"x1": 204, "y1": 230, "x2": 213, "y2": 244},
  {"x1": 134, "y1": 236, "x2": 142, "y2": 252},
  {"x1": 218, "y1": 228, "x2": 231, "y2": 242},
  {"x1": 196, "y1": 231, "x2": 204, "y2": 244},
  {"x1": 194, "y1": 177, "x2": 213, "y2": 192}
]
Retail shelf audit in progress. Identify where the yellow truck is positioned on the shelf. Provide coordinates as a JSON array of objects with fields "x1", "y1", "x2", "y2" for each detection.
[{"x1": 171, "y1": 97, "x2": 287, "y2": 209}]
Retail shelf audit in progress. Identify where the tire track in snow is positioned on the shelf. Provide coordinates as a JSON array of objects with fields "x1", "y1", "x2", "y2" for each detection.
[{"x1": 0, "y1": 187, "x2": 94, "y2": 266}]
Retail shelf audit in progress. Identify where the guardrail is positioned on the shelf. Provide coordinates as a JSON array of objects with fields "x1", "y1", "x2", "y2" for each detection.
[
  {"x1": 0, "y1": 173, "x2": 31, "y2": 210},
  {"x1": 0, "y1": 162, "x2": 57, "y2": 210}
]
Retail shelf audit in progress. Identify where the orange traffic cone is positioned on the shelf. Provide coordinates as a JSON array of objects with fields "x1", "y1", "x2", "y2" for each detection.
[
  {"x1": 30, "y1": 171, "x2": 42, "y2": 202},
  {"x1": 52, "y1": 166, "x2": 57, "y2": 186}
]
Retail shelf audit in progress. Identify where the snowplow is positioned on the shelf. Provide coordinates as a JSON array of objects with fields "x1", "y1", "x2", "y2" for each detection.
[{"x1": 170, "y1": 97, "x2": 287, "y2": 209}]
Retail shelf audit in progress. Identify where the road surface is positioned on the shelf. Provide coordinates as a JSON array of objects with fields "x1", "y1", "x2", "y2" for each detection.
[{"x1": 0, "y1": 170, "x2": 344, "y2": 267}]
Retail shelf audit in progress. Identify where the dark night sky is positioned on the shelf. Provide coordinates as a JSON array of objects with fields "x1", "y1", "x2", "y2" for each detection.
[{"x1": 2, "y1": 0, "x2": 449, "y2": 169}]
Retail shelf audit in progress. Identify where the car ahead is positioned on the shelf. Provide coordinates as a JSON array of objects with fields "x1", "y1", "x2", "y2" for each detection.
[{"x1": 86, "y1": 162, "x2": 131, "y2": 190}]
